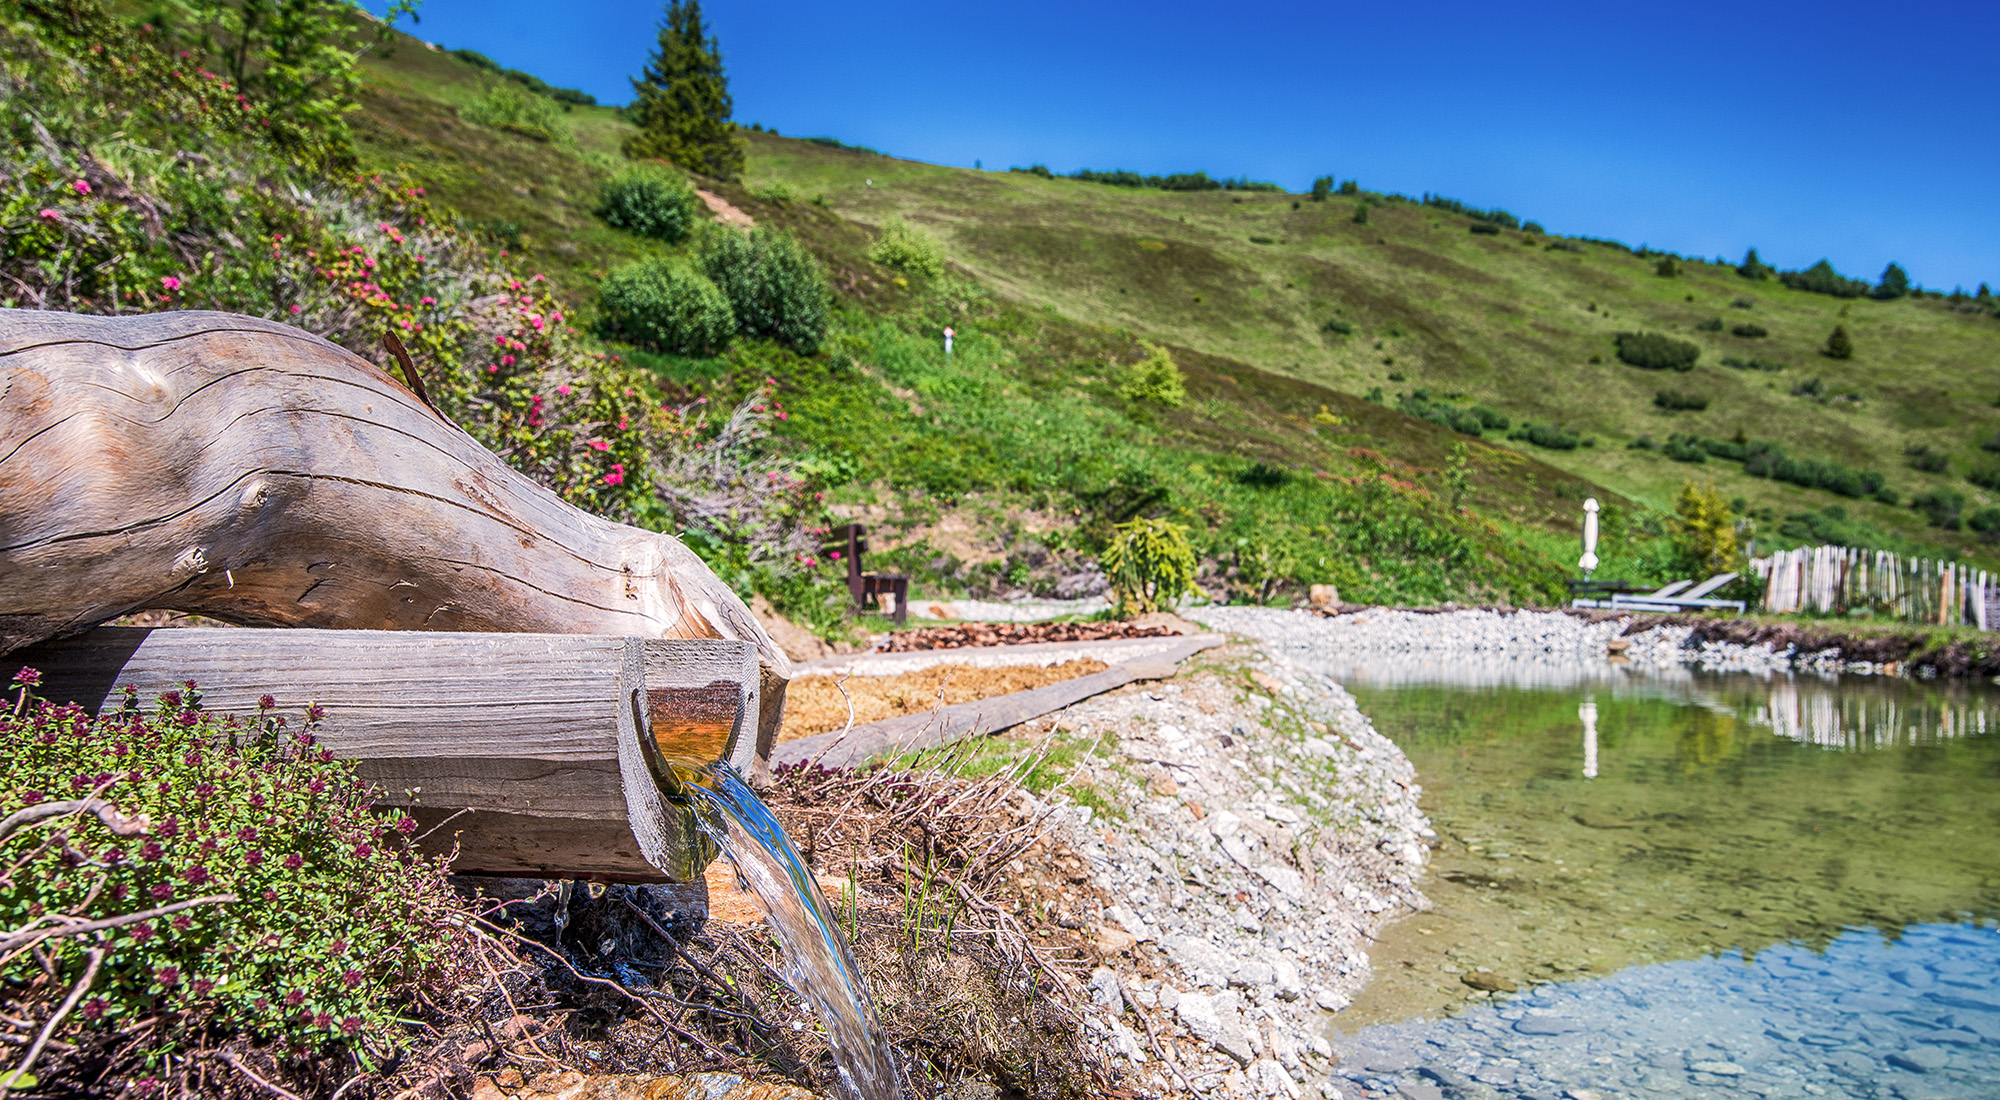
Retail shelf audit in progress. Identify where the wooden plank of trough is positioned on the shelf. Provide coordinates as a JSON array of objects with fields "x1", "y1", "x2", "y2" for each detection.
[
  {"x1": 0, "y1": 627, "x2": 758, "y2": 883},
  {"x1": 771, "y1": 634, "x2": 1225, "y2": 770}
]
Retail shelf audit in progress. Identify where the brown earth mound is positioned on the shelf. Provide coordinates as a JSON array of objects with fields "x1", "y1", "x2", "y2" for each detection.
[
  {"x1": 779, "y1": 660, "x2": 1108, "y2": 741},
  {"x1": 879, "y1": 620, "x2": 1174, "y2": 651}
]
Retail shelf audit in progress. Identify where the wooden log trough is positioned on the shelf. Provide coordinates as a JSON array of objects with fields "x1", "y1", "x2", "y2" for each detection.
[{"x1": 0, "y1": 309, "x2": 794, "y2": 882}]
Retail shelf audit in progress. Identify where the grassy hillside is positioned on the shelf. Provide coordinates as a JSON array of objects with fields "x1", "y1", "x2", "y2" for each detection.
[
  {"x1": 340, "y1": 36, "x2": 1661, "y2": 609},
  {"x1": 338, "y1": 28, "x2": 1999, "y2": 603},
  {"x1": 740, "y1": 138, "x2": 2000, "y2": 563}
]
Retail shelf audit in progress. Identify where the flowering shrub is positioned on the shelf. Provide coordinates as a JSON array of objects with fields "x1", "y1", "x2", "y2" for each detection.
[
  {"x1": 597, "y1": 257, "x2": 737, "y2": 356},
  {"x1": 596, "y1": 166, "x2": 702, "y2": 243},
  {"x1": 0, "y1": 673, "x2": 480, "y2": 1082}
]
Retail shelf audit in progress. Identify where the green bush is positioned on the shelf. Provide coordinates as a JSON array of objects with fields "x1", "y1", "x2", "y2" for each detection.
[
  {"x1": 0, "y1": 676, "x2": 477, "y2": 1080},
  {"x1": 1398, "y1": 393, "x2": 1486, "y2": 436},
  {"x1": 598, "y1": 258, "x2": 736, "y2": 355},
  {"x1": 1100, "y1": 517, "x2": 1198, "y2": 615},
  {"x1": 1662, "y1": 435, "x2": 1708, "y2": 462},
  {"x1": 459, "y1": 82, "x2": 571, "y2": 144},
  {"x1": 1655, "y1": 389, "x2": 1709, "y2": 411},
  {"x1": 1968, "y1": 507, "x2": 2000, "y2": 543},
  {"x1": 1965, "y1": 466, "x2": 2000, "y2": 491},
  {"x1": 1903, "y1": 443, "x2": 1949, "y2": 473},
  {"x1": 1731, "y1": 323, "x2": 1768, "y2": 338},
  {"x1": 1872, "y1": 262, "x2": 1912, "y2": 300},
  {"x1": 1472, "y1": 405, "x2": 1510, "y2": 430},
  {"x1": 1823, "y1": 324, "x2": 1854, "y2": 359},
  {"x1": 700, "y1": 228, "x2": 831, "y2": 353},
  {"x1": 596, "y1": 168, "x2": 702, "y2": 242},
  {"x1": 1469, "y1": 222, "x2": 1501, "y2": 236},
  {"x1": 867, "y1": 215, "x2": 946, "y2": 277},
  {"x1": 1321, "y1": 318, "x2": 1354, "y2": 336},
  {"x1": 1353, "y1": 202, "x2": 1370, "y2": 225},
  {"x1": 1310, "y1": 176, "x2": 1333, "y2": 202},
  {"x1": 1696, "y1": 317, "x2": 1723, "y2": 332},
  {"x1": 1655, "y1": 257, "x2": 1680, "y2": 277},
  {"x1": 1911, "y1": 487, "x2": 1967, "y2": 530},
  {"x1": 1737, "y1": 248, "x2": 1775, "y2": 280},
  {"x1": 1120, "y1": 343, "x2": 1188, "y2": 408},
  {"x1": 1781, "y1": 260, "x2": 1870, "y2": 298},
  {"x1": 1721, "y1": 356, "x2": 1786, "y2": 372},
  {"x1": 1615, "y1": 331, "x2": 1700, "y2": 371},
  {"x1": 1508, "y1": 422, "x2": 1582, "y2": 450}
]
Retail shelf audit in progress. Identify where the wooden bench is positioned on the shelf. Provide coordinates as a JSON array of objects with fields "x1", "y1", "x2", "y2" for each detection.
[{"x1": 824, "y1": 523, "x2": 910, "y2": 625}]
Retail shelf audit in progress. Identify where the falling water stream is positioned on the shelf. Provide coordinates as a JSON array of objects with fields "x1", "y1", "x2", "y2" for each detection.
[{"x1": 681, "y1": 764, "x2": 903, "y2": 1100}]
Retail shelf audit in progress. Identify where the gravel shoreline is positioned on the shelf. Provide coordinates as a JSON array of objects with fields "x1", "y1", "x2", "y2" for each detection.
[
  {"x1": 1027, "y1": 643, "x2": 1429, "y2": 1099},
  {"x1": 1194, "y1": 606, "x2": 1913, "y2": 679}
]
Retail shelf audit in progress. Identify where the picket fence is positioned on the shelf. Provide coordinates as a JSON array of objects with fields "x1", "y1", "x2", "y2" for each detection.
[{"x1": 1751, "y1": 545, "x2": 1997, "y2": 629}]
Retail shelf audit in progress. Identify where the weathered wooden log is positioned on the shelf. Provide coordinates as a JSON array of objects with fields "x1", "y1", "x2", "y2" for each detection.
[
  {"x1": 2, "y1": 628, "x2": 761, "y2": 882},
  {"x1": 0, "y1": 309, "x2": 790, "y2": 761}
]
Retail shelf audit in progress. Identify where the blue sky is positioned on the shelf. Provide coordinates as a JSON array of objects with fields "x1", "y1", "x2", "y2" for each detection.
[{"x1": 369, "y1": 1, "x2": 2000, "y2": 291}]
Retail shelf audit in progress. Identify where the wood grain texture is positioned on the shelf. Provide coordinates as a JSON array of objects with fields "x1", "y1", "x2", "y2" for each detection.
[
  {"x1": 0, "y1": 309, "x2": 791, "y2": 750},
  {"x1": 771, "y1": 634, "x2": 1224, "y2": 769},
  {"x1": 0, "y1": 627, "x2": 749, "y2": 881}
]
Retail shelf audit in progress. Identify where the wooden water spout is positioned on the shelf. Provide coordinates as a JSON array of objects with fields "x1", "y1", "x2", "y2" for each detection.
[{"x1": 0, "y1": 309, "x2": 793, "y2": 881}]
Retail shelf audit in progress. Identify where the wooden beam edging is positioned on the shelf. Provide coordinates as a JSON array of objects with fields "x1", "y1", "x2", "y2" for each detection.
[
  {"x1": 771, "y1": 634, "x2": 1225, "y2": 770},
  {"x1": 1, "y1": 627, "x2": 763, "y2": 883}
]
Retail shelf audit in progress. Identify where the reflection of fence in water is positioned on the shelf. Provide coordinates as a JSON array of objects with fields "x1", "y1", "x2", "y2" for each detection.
[{"x1": 1754, "y1": 679, "x2": 1994, "y2": 749}]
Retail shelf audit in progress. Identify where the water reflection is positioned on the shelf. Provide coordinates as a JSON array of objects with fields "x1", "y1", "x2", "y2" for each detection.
[{"x1": 1331, "y1": 663, "x2": 2000, "y2": 1031}]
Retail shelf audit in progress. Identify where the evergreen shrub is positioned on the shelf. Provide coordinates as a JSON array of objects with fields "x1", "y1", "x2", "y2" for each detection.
[
  {"x1": 1911, "y1": 487, "x2": 1967, "y2": 530},
  {"x1": 1655, "y1": 389, "x2": 1709, "y2": 411},
  {"x1": 1968, "y1": 507, "x2": 2000, "y2": 542},
  {"x1": 867, "y1": 216, "x2": 945, "y2": 277},
  {"x1": 1781, "y1": 260, "x2": 1870, "y2": 298},
  {"x1": 1696, "y1": 317, "x2": 1723, "y2": 332},
  {"x1": 1615, "y1": 332, "x2": 1700, "y2": 371},
  {"x1": 597, "y1": 258, "x2": 736, "y2": 355},
  {"x1": 700, "y1": 228, "x2": 831, "y2": 353},
  {"x1": 1903, "y1": 443, "x2": 1949, "y2": 474},
  {"x1": 1731, "y1": 323, "x2": 1767, "y2": 338},
  {"x1": 1120, "y1": 343, "x2": 1187, "y2": 408},
  {"x1": 1508, "y1": 422, "x2": 1582, "y2": 450},
  {"x1": 1100, "y1": 517, "x2": 1198, "y2": 615},
  {"x1": 1823, "y1": 325, "x2": 1854, "y2": 359},
  {"x1": 596, "y1": 168, "x2": 701, "y2": 242}
]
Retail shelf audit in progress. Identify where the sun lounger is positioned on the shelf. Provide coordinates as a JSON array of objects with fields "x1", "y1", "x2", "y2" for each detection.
[
  {"x1": 1570, "y1": 578, "x2": 1695, "y2": 610},
  {"x1": 1605, "y1": 572, "x2": 1745, "y2": 614}
]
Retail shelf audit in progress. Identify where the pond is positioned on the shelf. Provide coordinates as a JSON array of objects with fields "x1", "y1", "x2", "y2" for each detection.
[{"x1": 1318, "y1": 658, "x2": 2000, "y2": 1099}]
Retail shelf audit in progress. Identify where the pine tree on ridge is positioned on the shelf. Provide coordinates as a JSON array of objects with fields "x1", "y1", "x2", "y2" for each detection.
[{"x1": 624, "y1": 0, "x2": 745, "y2": 180}]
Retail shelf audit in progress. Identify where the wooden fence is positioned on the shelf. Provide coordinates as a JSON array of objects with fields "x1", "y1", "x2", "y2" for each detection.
[{"x1": 1751, "y1": 545, "x2": 1996, "y2": 629}]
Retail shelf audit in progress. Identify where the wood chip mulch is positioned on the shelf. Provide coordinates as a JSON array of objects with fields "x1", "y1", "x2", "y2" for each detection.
[{"x1": 877, "y1": 621, "x2": 1175, "y2": 652}]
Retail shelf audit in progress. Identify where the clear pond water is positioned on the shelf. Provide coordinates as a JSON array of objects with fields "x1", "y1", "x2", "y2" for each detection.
[{"x1": 1316, "y1": 659, "x2": 2000, "y2": 1100}]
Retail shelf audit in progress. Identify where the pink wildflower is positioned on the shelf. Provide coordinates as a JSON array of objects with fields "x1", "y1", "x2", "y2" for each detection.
[
  {"x1": 290, "y1": 304, "x2": 302, "y2": 314},
  {"x1": 556, "y1": 384, "x2": 573, "y2": 396},
  {"x1": 602, "y1": 463, "x2": 625, "y2": 486},
  {"x1": 586, "y1": 440, "x2": 610, "y2": 452},
  {"x1": 37, "y1": 208, "x2": 58, "y2": 221},
  {"x1": 72, "y1": 179, "x2": 91, "y2": 195},
  {"x1": 160, "y1": 276, "x2": 181, "y2": 291},
  {"x1": 420, "y1": 296, "x2": 436, "y2": 305}
]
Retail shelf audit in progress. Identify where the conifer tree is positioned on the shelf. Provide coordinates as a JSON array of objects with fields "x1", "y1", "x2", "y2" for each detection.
[
  {"x1": 624, "y1": 1, "x2": 744, "y2": 179},
  {"x1": 1737, "y1": 247, "x2": 1774, "y2": 280},
  {"x1": 1872, "y1": 262, "x2": 1911, "y2": 300},
  {"x1": 1824, "y1": 324, "x2": 1854, "y2": 360}
]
